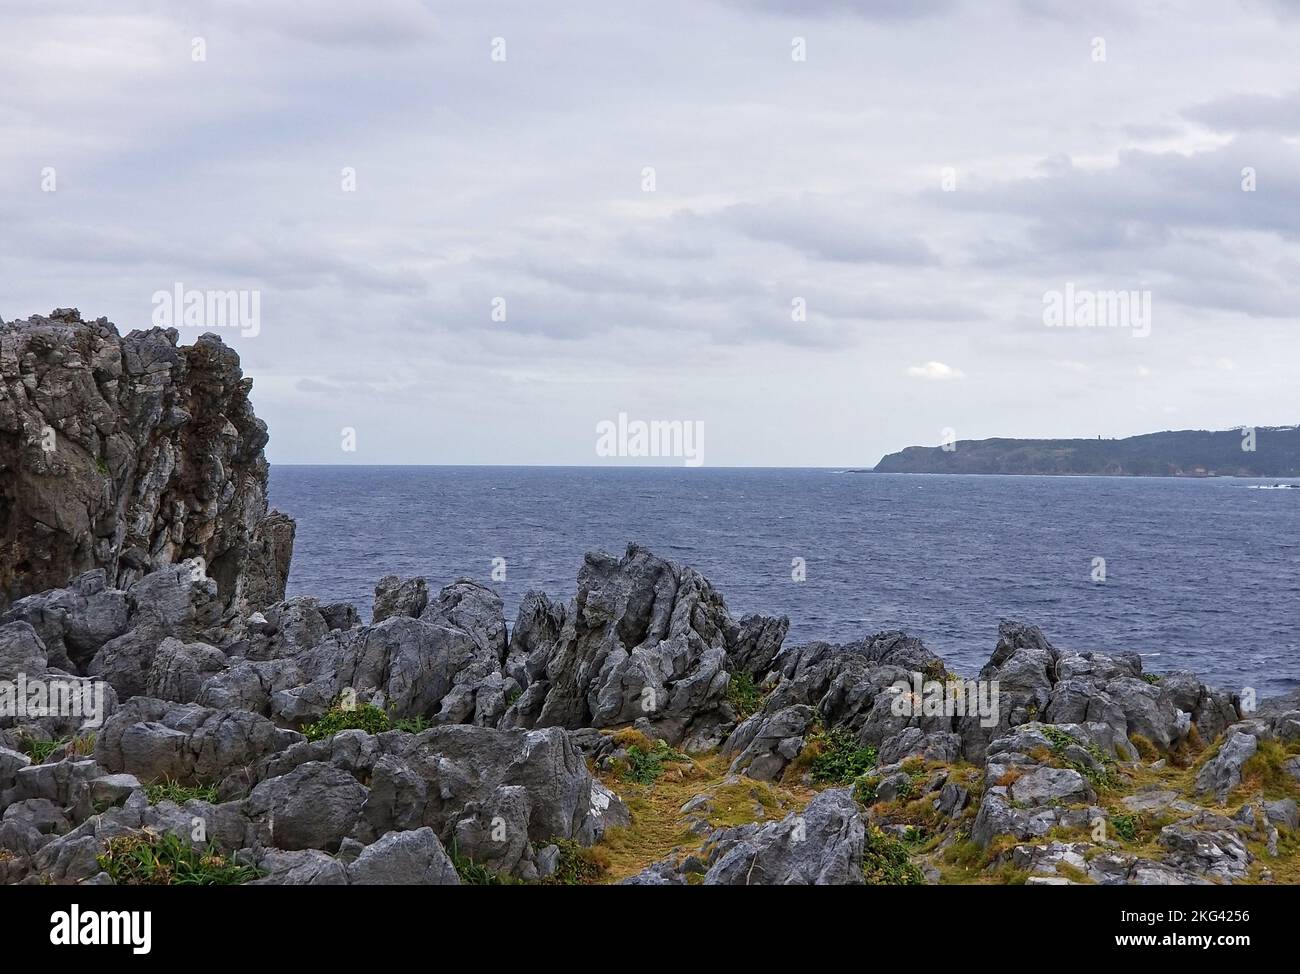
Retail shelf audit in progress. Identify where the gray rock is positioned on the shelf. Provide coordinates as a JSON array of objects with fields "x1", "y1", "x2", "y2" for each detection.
[
  {"x1": 1159, "y1": 822, "x2": 1250, "y2": 881},
  {"x1": 347, "y1": 827, "x2": 460, "y2": 885},
  {"x1": 702, "y1": 787, "x2": 866, "y2": 885},
  {"x1": 526, "y1": 546, "x2": 735, "y2": 746},
  {"x1": 372, "y1": 575, "x2": 428, "y2": 624},
  {"x1": 450, "y1": 785, "x2": 533, "y2": 876},
  {"x1": 95, "y1": 697, "x2": 300, "y2": 785},
  {"x1": 244, "y1": 761, "x2": 369, "y2": 852},
  {"x1": 250, "y1": 848, "x2": 350, "y2": 885},
  {"x1": 1009, "y1": 766, "x2": 1096, "y2": 806},
  {"x1": 1263, "y1": 798, "x2": 1298, "y2": 831},
  {"x1": 1193, "y1": 730, "x2": 1258, "y2": 803},
  {"x1": 146, "y1": 637, "x2": 228, "y2": 702},
  {"x1": 722, "y1": 704, "x2": 815, "y2": 781}
]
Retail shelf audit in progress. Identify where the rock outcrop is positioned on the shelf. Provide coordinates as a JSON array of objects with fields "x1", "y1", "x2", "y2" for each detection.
[
  {"x1": 3, "y1": 532, "x2": 1295, "y2": 887},
  {"x1": 0, "y1": 309, "x2": 293, "y2": 613}
]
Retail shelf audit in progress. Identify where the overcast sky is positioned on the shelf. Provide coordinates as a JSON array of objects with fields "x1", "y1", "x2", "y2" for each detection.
[{"x1": 3, "y1": 0, "x2": 1298, "y2": 466}]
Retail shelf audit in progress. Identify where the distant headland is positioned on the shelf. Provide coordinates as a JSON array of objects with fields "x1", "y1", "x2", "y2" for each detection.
[{"x1": 870, "y1": 427, "x2": 1300, "y2": 477}]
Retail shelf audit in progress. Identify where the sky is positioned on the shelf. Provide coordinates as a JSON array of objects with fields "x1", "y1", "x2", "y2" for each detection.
[{"x1": 2, "y1": 0, "x2": 1298, "y2": 466}]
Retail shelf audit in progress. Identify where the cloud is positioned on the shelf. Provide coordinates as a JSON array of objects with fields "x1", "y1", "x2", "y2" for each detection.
[
  {"x1": 2, "y1": 0, "x2": 1299, "y2": 463},
  {"x1": 906, "y1": 361, "x2": 964, "y2": 380},
  {"x1": 718, "y1": 0, "x2": 955, "y2": 19},
  {"x1": 1186, "y1": 89, "x2": 1300, "y2": 134},
  {"x1": 719, "y1": 199, "x2": 938, "y2": 266}
]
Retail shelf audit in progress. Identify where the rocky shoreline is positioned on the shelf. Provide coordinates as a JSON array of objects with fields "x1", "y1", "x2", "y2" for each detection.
[{"x1": 1, "y1": 313, "x2": 1297, "y2": 885}]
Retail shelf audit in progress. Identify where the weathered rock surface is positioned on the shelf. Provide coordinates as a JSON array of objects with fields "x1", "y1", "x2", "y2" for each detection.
[{"x1": 0, "y1": 309, "x2": 292, "y2": 613}]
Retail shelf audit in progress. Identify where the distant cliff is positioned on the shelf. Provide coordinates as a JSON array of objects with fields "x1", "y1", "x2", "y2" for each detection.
[{"x1": 873, "y1": 427, "x2": 1300, "y2": 477}]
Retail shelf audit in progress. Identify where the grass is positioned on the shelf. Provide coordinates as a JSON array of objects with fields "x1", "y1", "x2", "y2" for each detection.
[
  {"x1": 807, "y1": 728, "x2": 878, "y2": 785},
  {"x1": 616, "y1": 737, "x2": 692, "y2": 786},
  {"x1": 301, "y1": 701, "x2": 392, "y2": 741},
  {"x1": 390, "y1": 715, "x2": 429, "y2": 734},
  {"x1": 301, "y1": 699, "x2": 433, "y2": 741},
  {"x1": 1110, "y1": 812, "x2": 1139, "y2": 843},
  {"x1": 144, "y1": 778, "x2": 219, "y2": 805},
  {"x1": 1056, "y1": 861, "x2": 1092, "y2": 884},
  {"x1": 1040, "y1": 724, "x2": 1121, "y2": 791},
  {"x1": 592, "y1": 749, "x2": 811, "y2": 883},
  {"x1": 97, "y1": 831, "x2": 261, "y2": 885},
  {"x1": 861, "y1": 824, "x2": 924, "y2": 885},
  {"x1": 1232, "y1": 739, "x2": 1300, "y2": 802},
  {"x1": 16, "y1": 733, "x2": 95, "y2": 764},
  {"x1": 1129, "y1": 734, "x2": 1160, "y2": 762},
  {"x1": 726, "y1": 670, "x2": 764, "y2": 720},
  {"x1": 540, "y1": 839, "x2": 608, "y2": 885}
]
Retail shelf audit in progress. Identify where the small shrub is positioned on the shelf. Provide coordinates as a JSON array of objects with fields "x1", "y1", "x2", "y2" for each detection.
[
  {"x1": 943, "y1": 840, "x2": 984, "y2": 870},
  {"x1": 1239, "y1": 739, "x2": 1293, "y2": 798},
  {"x1": 97, "y1": 831, "x2": 260, "y2": 885},
  {"x1": 862, "y1": 825, "x2": 924, "y2": 885},
  {"x1": 1141, "y1": 673, "x2": 1161, "y2": 686},
  {"x1": 302, "y1": 701, "x2": 391, "y2": 741},
  {"x1": 853, "y1": 774, "x2": 880, "y2": 805},
  {"x1": 145, "y1": 778, "x2": 219, "y2": 805},
  {"x1": 808, "y1": 728, "x2": 877, "y2": 785},
  {"x1": 1110, "y1": 812, "x2": 1139, "y2": 843},
  {"x1": 726, "y1": 670, "x2": 763, "y2": 720},
  {"x1": 390, "y1": 715, "x2": 429, "y2": 734},
  {"x1": 621, "y1": 740, "x2": 690, "y2": 785},
  {"x1": 1056, "y1": 862, "x2": 1092, "y2": 884}
]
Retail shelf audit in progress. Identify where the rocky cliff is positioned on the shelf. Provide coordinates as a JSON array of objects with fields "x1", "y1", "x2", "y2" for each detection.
[{"x1": 0, "y1": 309, "x2": 293, "y2": 613}]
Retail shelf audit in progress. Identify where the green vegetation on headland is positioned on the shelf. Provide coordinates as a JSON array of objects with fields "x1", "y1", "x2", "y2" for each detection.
[{"x1": 871, "y1": 426, "x2": 1300, "y2": 477}]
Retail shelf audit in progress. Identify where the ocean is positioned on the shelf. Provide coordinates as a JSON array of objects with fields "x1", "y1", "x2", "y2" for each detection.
[{"x1": 269, "y1": 467, "x2": 1300, "y2": 696}]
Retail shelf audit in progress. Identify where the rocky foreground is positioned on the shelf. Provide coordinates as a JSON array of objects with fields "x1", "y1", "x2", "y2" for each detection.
[{"x1": 1, "y1": 313, "x2": 1297, "y2": 885}]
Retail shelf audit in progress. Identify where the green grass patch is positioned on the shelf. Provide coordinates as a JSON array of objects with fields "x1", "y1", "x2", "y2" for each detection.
[
  {"x1": 390, "y1": 715, "x2": 429, "y2": 734},
  {"x1": 97, "y1": 831, "x2": 260, "y2": 885},
  {"x1": 1110, "y1": 812, "x2": 1139, "y2": 843},
  {"x1": 862, "y1": 824, "x2": 924, "y2": 885},
  {"x1": 144, "y1": 777, "x2": 219, "y2": 805},
  {"x1": 1040, "y1": 725, "x2": 1121, "y2": 791},
  {"x1": 621, "y1": 740, "x2": 691, "y2": 785},
  {"x1": 808, "y1": 728, "x2": 878, "y2": 785},
  {"x1": 16, "y1": 733, "x2": 95, "y2": 764},
  {"x1": 301, "y1": 701, "x2": 392, "y2": 740}
]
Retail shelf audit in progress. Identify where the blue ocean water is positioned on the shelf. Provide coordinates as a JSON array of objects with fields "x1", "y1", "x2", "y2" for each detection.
[{"x1": 269, "y1": 467, "x2": 1300, "y2": 695}]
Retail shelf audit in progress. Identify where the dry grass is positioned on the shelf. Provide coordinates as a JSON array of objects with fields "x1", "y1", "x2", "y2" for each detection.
[{"x1": 593, "y1": 748, "x2": 814, "y2": 883}]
